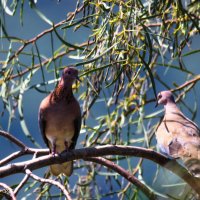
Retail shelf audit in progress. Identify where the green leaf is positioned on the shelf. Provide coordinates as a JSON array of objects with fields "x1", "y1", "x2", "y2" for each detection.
[
  {"x1": 61, "y1": 13, "x2": 98, "y2": 29},
  {"x1": 75, "y1": 41, "x2": 119, "y2": 66},
  {"x1": 54, "y1": 27, "x2": 85, "y2": 50},
  {"x1": 0, "y1": 18, "x2": 10, "y2": 41},
  {"x1": 34, "y1": 42, "x2": 47, "y2": 93},
  {"x1": 182, "y1": 49, "x2": 200, "y2": 57},
  {"x1": 29, "y1": 1, "x2": 53, "y2": 26},
  {"x1": 105, "y1": 67, "x2": 123, "y2": 88},
  {"x1": 139, "y1": 54, "x2": 157, "y2": 98},
  {"x1": 80, "y1": 60, "x2": 126, "y2": 77},
  {"x1": 20, "y1": 0, "x2": 25, "y2": 26},
  {"x1": 18, "y1": 68, "x2": 41, "y2": 147},
  {"x1": 156, "y1": 63, "x2": 194, "y2": 75},
  {"x1": 1, "y1": 0, "x2": 17, "y2": 16}
]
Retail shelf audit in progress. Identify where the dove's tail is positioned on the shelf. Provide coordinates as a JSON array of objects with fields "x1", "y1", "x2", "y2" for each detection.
[
  {"x1": 48, "y1": 140, "x2": 74, "y2": 176},
  {"x1": 184, "y1": 158, "x2": 200, "y2": 178},
  {"x1": 50, "y1": 161, "x2": 73, "y2": 176}
]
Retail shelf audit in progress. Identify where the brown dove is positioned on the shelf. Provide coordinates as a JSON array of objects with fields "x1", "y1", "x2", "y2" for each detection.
[
  {"x1": 38, "y1": 67, "x2": 81, "y2": 176},
  {"x1": 156, "y1": 90, "x2": 200, "y2": 177}
]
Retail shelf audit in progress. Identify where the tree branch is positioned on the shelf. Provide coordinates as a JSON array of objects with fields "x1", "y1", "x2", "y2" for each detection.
[
  {"x1": 0, "y1": 145, "x2": 200, "y2": 196},
  {"x1": 172, "y1": 74, "x2": 200, "y2": 92},
  {"x1": 25, "y1": 169, "x2": 72, "y2": 200},
  {"x1": 14, "y1": 174, "x2": 29, "y2": 196},
  {"x1": 8, "y1": 39, "x2": 95, "y2": 81},
  {"x1": 0, "y1": 130, "x2": 49, "y2": 167},
  {"x1": 0, "y1": 130, "x2": 49, "y2": 166},
  {"x1": 0, "y1": 182, "x2": 16, "y2": 200},
  {"x1": 5, "y1": 4, "x2": 85, "y2": 65},
  {"x1": 84, "y1": 157, "x2": 157, "y2": 200},
  {"x1": 0, "y1": 148, "x2": 49, "y2": 167},
  {"x1": 0, "y1": 130, "x2": 26, "y2": 149}
]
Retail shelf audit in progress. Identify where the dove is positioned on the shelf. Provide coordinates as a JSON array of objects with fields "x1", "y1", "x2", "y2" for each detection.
[
  {"x1": 156, "y1": 90, "x2": 200, "y2": 177},
  {"x1": 38, "y1": 67, "x2": 81, "y2": 176}
]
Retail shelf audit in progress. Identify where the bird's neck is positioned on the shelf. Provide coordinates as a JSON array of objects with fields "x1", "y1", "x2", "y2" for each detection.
[
  {"x1": 52, "y1": 82, "x2": 74, "y2": 103},
  {"x1": 164, "y1": 102, "x2": 180, "y2": 114}
]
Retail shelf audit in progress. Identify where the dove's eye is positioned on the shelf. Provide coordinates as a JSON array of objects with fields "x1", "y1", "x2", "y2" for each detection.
[{"x1": 158, "y1": 94, "x2": 162, "y2": 99}]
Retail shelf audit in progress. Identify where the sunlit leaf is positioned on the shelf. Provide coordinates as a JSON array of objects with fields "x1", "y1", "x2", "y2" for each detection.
[{"x1": 18, "y1": 68, "x2": 41, "y2": 147}]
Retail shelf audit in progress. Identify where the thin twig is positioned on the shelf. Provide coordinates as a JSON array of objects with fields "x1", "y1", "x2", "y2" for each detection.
[
  {"x1": 172, "y1": 74, "x2": 200, "y2": 92},
  {"x1": 0, "y1": 130, "x2": 49, "y2": 166},
  {"x1": 0, "y1": 148, "x2": 49, "y2": 167},
  {"x1": 175, "y1": 83, "x2": 195, "y2": 103},
  {"x1": 119, "y1": 158, "x2": 144, "y2": 199},
  {"x1": 25, "y1": 169, "x2": 72, "y2": 200},
  {"x1": 0, "y1": 182, "x2": 16, "y2": 200},
  {"x1": 5, "y1": 4, "x2": 85, "y2": 65},
  {"x1": 146, "y1": 15, "x2": 200, "y2": 27},
  {"x1": 7, "y1": 39, "x2": 95, "y2": 81},
  {"x1": 0, "y1": 151, "x2": 26, "y2": 167},
  {"x1": 14, "y1": 174, "x2": 29, "y2": 196},
  {"x1": 0, "y1": 130, "x2": 26, "y2": 149},
  {"x1": 13, "y1": 153, "x2": 40, "y2": 195}
]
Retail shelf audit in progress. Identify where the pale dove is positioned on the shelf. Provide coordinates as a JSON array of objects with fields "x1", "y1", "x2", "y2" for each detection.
[{"x1": 156, "y1": 90, "x2": 200, "y2": 177}]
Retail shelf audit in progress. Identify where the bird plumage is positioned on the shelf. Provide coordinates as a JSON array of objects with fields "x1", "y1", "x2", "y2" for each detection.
[
  {"x1": 39, "y1": 67, "x2": 81, "y2": 176},
  {"x1": 156, "y1": 90, "x2": 200, "y2": 177}
]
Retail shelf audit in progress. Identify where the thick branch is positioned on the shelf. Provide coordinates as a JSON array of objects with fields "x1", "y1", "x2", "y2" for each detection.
[{"x1": 0, "y1": 145, "x2": 200, "y2": 196}]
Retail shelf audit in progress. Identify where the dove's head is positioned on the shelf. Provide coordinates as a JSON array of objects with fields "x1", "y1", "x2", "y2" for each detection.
[
  {"x1": 61, "y1": 67, "x2": 80, "y2": 86},
  {"x1": 156, "y1": 90, "x2": 175, "y2": 106}
]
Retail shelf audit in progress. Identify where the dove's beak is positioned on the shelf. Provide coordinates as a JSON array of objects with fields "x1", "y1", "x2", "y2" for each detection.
[{"x1": 155, "y1": 100, "x2": 158, "y2": 108}]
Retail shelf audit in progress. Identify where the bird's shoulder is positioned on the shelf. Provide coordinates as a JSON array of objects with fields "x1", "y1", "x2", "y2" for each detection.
[
  {"x1": 164, "y1": 110, "x2": 200, "y2": 136},
  {"x1": 39, "y1": 94, "x2": 52, "y2": 110}
]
